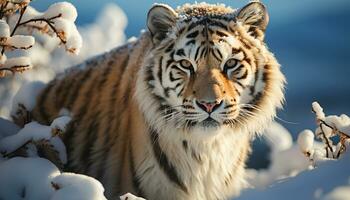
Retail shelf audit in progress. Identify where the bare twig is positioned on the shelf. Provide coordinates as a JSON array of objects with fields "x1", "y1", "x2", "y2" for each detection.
[
  {"x1": 0, "y1": 1, "x2": 9, "y2": 19},
  {"x1": 17, "y1": 14, "x2": 66, "y2": 44}
]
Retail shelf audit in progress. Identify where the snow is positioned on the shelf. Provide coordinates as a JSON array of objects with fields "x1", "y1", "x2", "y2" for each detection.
[
  {"x1": 0, "y1": 157, "x2": 59, "y2": 200},
  {"x1": 49, "y1": 136, "x2": 67, "y2": 165},
  {"x1": 0, "y1": 118, "x2": 20, "y2": 140},
  {"x1": 238, "y1": 105, "x2": 350, "y2": 200},
  {"x1": 120, "y1": 193, "x2": 146, "y2": 200},
  {"x1": 11, "y1": 81, "x2": 46, "y2": 115},
  {"x1": 0, "y1": 53, "x2": 6, "y2": 65},
  {"x1": 50, "y1": 116, "x2": 71, "y2": 132},
  {"x1": 0, "y1": 157, "x2": 107, "y2": 200},
  {"x1": 43, "y1": 2, "x2": 78, "y2": 22},
  {"x1": 323, "y1": 186, "x2": 350, "y2": 200},
  {"x1": 0, "y1": 122, "x2": 52, "y2": 155},
  {"x1": 50, "y1": 173, "x2": 107, "y2": 200},
  {"x1": 313, "y1": 101, "x2": 326, "y2": 120},
  {"x1": 3, "y1": 56, "x2": 32, "y2": 69},
  {"x1": 297, "y1": 129, "x2": 315, "y2": 153},
  {"x1": 19, "y1": 6, "x2": 42, "y2": 22},
  {"x1": 64, "y1": 24, "x2": 82, "y2": 54},
  {"x1": 0, "y1": 115, "x2": 71, "y2": 164},
  {"x1": 0, "y1": 19, "x2": 10, "y2": 38},
  {"x1": 238, "y1": 153, "x2": 350, "y2": 200},
  {"x1": 5, "y1": 35, "x2": 35, "y2": 49}
]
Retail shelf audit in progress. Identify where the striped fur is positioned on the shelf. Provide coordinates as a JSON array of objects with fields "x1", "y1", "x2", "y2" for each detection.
[{"x1": 30, "y1": 2, "x2": 285, "y2": 200}]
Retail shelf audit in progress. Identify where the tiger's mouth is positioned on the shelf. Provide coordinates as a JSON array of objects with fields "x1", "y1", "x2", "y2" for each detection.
[{"x1": 199, "y1": 117, "x2": 220, "y2": 128}]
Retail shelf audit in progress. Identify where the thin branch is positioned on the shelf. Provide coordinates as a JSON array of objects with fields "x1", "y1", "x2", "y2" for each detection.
[
  {"x1": 0, "y1": 67, "x2": 15, "y2": 74},
  {"x1": 1, "y1": 5, "x2": 27, "y2": 55},
  {"x1": 319, "y1": 123, "x2": 334, "y2": 158},
  {"x1": 17, "y1": 14, "x2": 66, "y2": 44},
  {"x1": 319, "y1": 119, "x2": 350, "y2": 140},
  {"x1": 0, "y1": 1, "x2": 9, "y2": 19},
  {"x1": 9, "y1": 5, "x2": 27, "y2": 36}
]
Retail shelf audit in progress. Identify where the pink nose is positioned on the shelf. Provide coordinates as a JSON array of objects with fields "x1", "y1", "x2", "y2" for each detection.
[{"x1": 196, "y1": 101, "x2": 222, "y2": 113}]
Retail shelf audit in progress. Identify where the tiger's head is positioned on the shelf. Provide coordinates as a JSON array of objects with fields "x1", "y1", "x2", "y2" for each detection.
[{"x1": 137, "y1": 2, "x2": 285, "y2": 137}]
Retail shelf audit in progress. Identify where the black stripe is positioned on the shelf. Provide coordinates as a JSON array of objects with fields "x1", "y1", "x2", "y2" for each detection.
[
  {"x1": 177, "y1": 86, "x2": 185, "y2": 97},
  {"x1": 182, "y1": 140, "x2": 188, "y2": 152},
  {"x1": 186, "y1": 30, "x2": 199, "y2": 38},
  {"x1": 235, "y1": 80, "x2": 245, "y2": 90},
  {"x1": 165, "y1": 43, "x2": 174, "y2": 53},
  {"x1": 211, "y1": 48, "x2": 221, "y2": 62},
  {"x1": 186, "y1": 39, "x2": 196, "y2": 46},
  {"x1": 216, "y1": 30, "x2": 228, "y2": 37},
  {"x1": 145, "y1": 65, "x2": 154, "y2": 83},
  {"x1": 65, "y1": 67, "x2": 93, "y2": 109},
  {"x1": 236, "y1": 69, "x2": 248, "y2": 80},
  {"x1": 63, "y1": 120, "x2": 78, "y2": 172},
  {"x1": 232, "y1": 64, "x2": 244, "y2": 75},
  {"x1": 216, "y1": 49, "x2": 223, "y2": 59},
  {"x1": 157, "y1": 56, "x2": 163, "y2": 85},
  {"x1": 200, "y1": 47, "x2": 208, "y2": 58},
  {"x1": 54, "y1": 79, "x2": 70, "y2": 110},
  {"x1": 129, "y1": 139, "x2": 146, "y2": 198},
  {"x1": 169, "y1": 71, "x2": 182, "y2": 82},
  {"x1": 149, "y1": 128, "x2": 188, "y2": 193},
  {"x1": 209, "y1": 20, "x2": 227, "y2": 30},
  {"x1": 176, "y1": 49, "x2": 185, "y2": 57},
  {"x1": 98, "y1": 65, "x2": 113, "y2": 90},
  {"x1": 188, "y1": 22, "x2": 199, "y2": 31},
  {"x1": 178, "y1": 27, "x2": 185, "y2": 35},
  {"x1": 82, "y1": 121, "x2": 99, "y2": 171},
  {"x1": 194, "y1": 46, "x2": 201, "y2": 61}
]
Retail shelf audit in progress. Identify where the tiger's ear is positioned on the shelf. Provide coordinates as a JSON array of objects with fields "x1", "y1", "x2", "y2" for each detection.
[
  {"x1": 236, "y1": 2, "x2": 269, "y2": 40},
  {"x1": 147, "y1": 4, "x2": 177, "y2": 44}
]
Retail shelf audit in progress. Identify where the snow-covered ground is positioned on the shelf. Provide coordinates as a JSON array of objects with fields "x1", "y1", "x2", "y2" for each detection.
[{"x1": 0, "y1": 1, "x2": 349, "y2": 200}]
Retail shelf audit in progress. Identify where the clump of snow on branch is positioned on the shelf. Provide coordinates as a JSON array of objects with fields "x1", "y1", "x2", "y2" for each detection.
[
  {"x1": 0, "y1": 115, "x2": 71, "y2": 166},
  {"x1": 0, "y1": 157, "x2": 107, "y2": 200},
  {"x1": 0, "y1": 0, "x2": 81, "y2": 78},
  {"x1": 297, "y1": 102, "x2": 350, "y2": 164},
  {"x1": 120, "y1": 193, "x2": 146, "y2": 200}
]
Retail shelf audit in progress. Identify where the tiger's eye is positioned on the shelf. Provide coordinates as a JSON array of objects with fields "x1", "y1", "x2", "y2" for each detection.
[
  {"x1": 180, "y1": 59, "x2": 192, "y2": 68},
  {"x1": 225, "y1": 58, "x2": 237, "y2": 68}
]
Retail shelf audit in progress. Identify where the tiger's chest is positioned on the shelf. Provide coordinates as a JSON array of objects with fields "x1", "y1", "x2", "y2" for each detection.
[{"x1": 137, "y1": 127, "x2": 250, "y2": 200}]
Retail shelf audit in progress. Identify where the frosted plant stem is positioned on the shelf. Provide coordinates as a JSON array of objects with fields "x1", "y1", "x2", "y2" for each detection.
[
  {"x1": 1, "y1": 5, "x2": 27, "y2": 55},
  {"x1": 0, "y1": 2, "x2": 9, "y2": 19}
]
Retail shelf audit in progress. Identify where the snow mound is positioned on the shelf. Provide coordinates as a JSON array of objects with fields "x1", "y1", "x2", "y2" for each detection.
[
  {"x1": 0, "y1": 157, "x2": 107, "y2": 200},
  {"x1": 237, "y1": 153, "x2": 350, "y2": 200}
]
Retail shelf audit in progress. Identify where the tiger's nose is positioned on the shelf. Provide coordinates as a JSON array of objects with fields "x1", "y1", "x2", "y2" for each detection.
[{"x1": 196, "y1": 100, "x2": 222, "y2": 113}]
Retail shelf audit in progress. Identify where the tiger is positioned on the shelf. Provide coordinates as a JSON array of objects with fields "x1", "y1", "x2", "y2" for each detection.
[{"x1": 28, "y1": 2, "x2": 285, "y2": 200}]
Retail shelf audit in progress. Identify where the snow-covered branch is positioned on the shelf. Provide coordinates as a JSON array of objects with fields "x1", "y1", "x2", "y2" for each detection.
[
  {"x1": 0, "y1": 0, "x2": 81, "y2": 77},
  {"x1": 297, "y1": 102, "x2": 350, "y2": 164}
]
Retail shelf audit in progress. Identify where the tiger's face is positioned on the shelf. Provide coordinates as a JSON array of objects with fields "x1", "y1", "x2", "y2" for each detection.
[{"x1": 139, "y1": 2, "x2": 285, "y2": 135}]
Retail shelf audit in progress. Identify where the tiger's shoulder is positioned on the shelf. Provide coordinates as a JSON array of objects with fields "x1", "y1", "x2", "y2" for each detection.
[{"x1": 31, "y1": 32, "x2": 152, "y2": 125}]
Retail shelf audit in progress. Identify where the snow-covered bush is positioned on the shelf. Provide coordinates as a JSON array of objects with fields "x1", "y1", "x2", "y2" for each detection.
[
  {"x1": 297, "y1": 102, "x2": 350, "y2": 164},
  {"x1": 0, "y1": 2, "x2": 127, "y2": 118},
  {"x1": 0, "y1": 0, "x2": 81, "y2": 78},
  {"x1": 239, "y1": 103, "x2": 350, "y2": 200}
]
